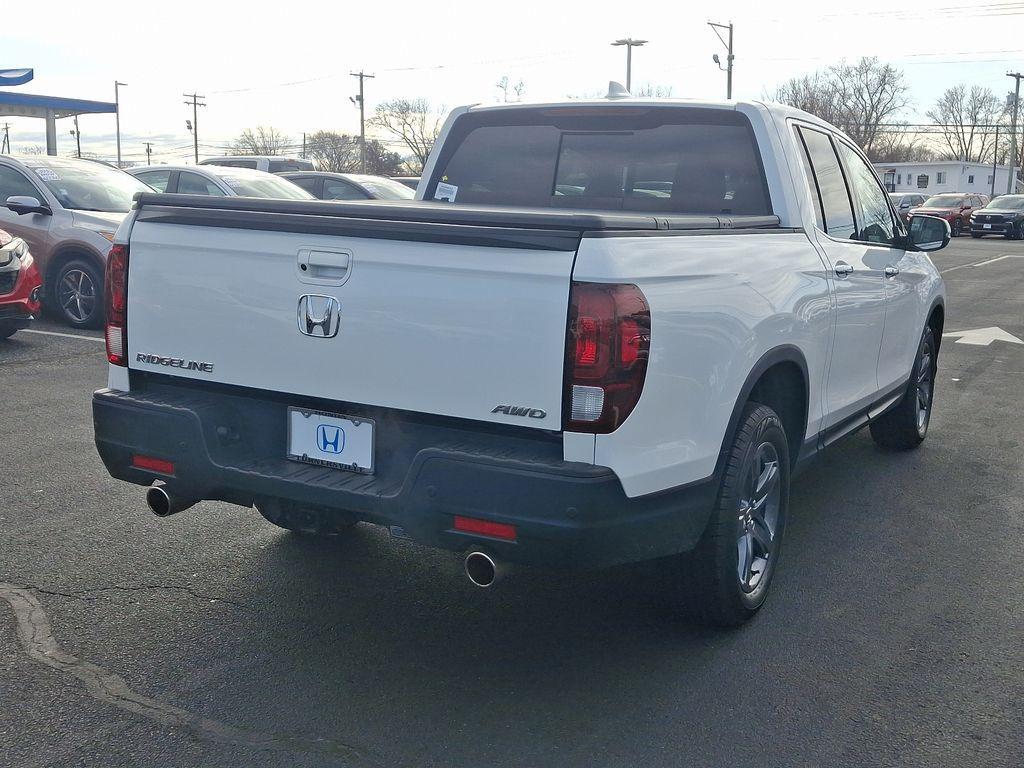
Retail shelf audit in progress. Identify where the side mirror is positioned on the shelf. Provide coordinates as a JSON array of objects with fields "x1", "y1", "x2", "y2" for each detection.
[
  {"x1": 908, "y1": 214, "x2": 950, "y2": 252},
  {"x1": 900, "y1": 202, "x2": 911, "y2": 209},
  {"x1": 6, "y1": 195, "x2": 51, "y2": 216}
]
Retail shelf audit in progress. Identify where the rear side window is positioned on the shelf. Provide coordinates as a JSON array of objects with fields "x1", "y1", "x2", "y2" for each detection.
[
  {"x1": 135, "y1": 169, "x2": 171, "y2": 192},
  {"x1": 268, "y1": 160, "x2": 314, "y2": 173},
  {"x1": 426, "y1": 107, "x2": 772, "y2": 215},
  {"x1": 796, "y1": 127, "x2": 856, "y2": 239}
]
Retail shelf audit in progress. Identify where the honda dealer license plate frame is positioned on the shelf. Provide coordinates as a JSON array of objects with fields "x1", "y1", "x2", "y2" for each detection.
[{"x1": 286, "y1": 407, "x2": 375, "y2": 474}]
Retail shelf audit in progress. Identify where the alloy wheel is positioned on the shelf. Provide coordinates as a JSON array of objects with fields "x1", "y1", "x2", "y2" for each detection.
[
  {"x1": 736, "y1": 442, "x2": 781, "y2": 593},
  {"x1": 57, "y1": 268, "x2": 97, "y2": 323},
  {"x1": 916, "y1": 340, "x2": 933, "y2": 435}
]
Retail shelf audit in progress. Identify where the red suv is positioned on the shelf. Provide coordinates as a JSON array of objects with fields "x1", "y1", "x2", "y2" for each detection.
[
  {"x1": 0, "y1": 229, "x2": 42, "y2": 340},
  {"x1": 910, "y1": 193, "x2": 988, "y2": 237}
]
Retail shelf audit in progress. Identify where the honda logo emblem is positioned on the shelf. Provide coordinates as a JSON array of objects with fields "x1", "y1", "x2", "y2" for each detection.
[{"x1": 297, "y1": 294, "x2": 341, "y2": 338}]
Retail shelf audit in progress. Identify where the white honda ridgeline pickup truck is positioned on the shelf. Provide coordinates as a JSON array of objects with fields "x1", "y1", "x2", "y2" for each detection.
[{"x1": 93, "y1": 95, "x2": 949, "y2": 626}]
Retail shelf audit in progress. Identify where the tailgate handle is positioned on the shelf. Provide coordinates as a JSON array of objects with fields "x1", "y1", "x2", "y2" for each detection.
[{"x1": 298, "y1": 248, "x2": 352, "y2": 285}]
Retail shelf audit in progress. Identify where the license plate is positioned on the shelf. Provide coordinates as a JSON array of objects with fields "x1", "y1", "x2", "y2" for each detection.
[
  {"x1": 984, "y1": 223, "x2": 992, "y2": 229},
  {"x1": 287, "y1": 407, "x2": 374, "y2": 474}
]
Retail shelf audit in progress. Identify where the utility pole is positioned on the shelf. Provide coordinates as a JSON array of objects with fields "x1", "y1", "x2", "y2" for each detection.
[
  {"x1": 71, "y1": 115, "x2": 81, "y2": 158},
  {"x1": 350, "y1": 71, "x2": 375, "y2": 173},
  {"x1": 611, "y1": 38, "x2": 647, "y2": 92},
  {"x1": 1007, "y1": 72, "x2": 1022, "y2": 195},
  {"x1": 708, "y1": 21, "x2": 734, "y2": 99},
  {"x1": 114, "y1": 81, "x2": 126, "y2": 168},
  {"x1": 0, "y1": 123, "x2": 8, "y2": 154},
  {"x1": 144, "y1": 142, "x2": 153, "y2": 166},
  {"x1": 183, "y1": 93, "x2": 206, "y2": 164},
  {"x1": 302, "y1": 132, "x2": 306, "y2": 159},
  {"x1": 992, "y1": 124, "x2": 999, "y2": 197}
]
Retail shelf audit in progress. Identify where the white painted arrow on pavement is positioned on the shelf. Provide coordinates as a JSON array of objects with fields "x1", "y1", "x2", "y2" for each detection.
[{"x1": 942, "y1": 327, "x2": 1024, "y2": 346}]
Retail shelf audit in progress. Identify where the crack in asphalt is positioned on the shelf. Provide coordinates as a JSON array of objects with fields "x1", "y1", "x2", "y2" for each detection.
[
  {"x1": 29, "y1": 583, "x2": 254, "y2": 611},
  {"x1": 0, "y1": 583, "x2": 384, "y2": 766}
]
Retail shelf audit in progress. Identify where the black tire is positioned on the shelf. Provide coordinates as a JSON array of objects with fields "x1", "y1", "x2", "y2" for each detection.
[
  {"x1": 255, "y1": 498, "x2": 357, "y2": 537},
  {"x1": 672, "y1": 403, "x2": 790, "y2": 627},
  {"x1": 0, "y1": 323, "x2": 17, "y2": 340},
  {"x1": 870, "y1": 326, "x2": 936, "y2": 450},
  {"x1": 52, "y1": 258, "x2": 104, "y2": 329},
  {"x1": 970, "y1": 232, "x2": 983, "y2": 238},
  {"x1": 951, "y1": 219, "x2": 962, "y2": 237}
]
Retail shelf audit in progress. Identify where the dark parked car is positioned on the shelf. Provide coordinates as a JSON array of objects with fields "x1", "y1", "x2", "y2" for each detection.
[
  {"x1": 888, "y1": 193, "x2": 926, "y2": 223},
  {"x1": 909, "y1": 193, "x2": 987, "y2": 237},
  {"x1": 970, "y1": 194, "x2": 1024, "y2": 239},
  {"x1": 279, "y1": 172, "x2": 415, "y2": 201}
]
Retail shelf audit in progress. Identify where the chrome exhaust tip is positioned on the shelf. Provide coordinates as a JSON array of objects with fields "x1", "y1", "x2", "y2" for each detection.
[
  {"x1": 145, "y1": 485, "x2": 193, "y2": 517},
  {"x1": 464, "y1": 551, "x2": 499, "y2": 588}
]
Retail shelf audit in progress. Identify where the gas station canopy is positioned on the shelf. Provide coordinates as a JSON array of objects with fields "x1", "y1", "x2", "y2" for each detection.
[{"x1": 0, "y1": 91, "x2": 117, "y2": 155}]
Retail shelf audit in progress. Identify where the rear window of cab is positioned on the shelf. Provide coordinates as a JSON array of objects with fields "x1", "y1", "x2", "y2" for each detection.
[{"x1": 425, "y1": 106, "x2": 772, "y2": 216}]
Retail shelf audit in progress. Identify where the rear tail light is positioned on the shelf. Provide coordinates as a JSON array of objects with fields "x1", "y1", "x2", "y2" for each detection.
[
  {"x1": 564, "y1": 282, "x2": 650, "y2": 433},
  {"x1": 104, "y1": 243, "x2": 128, "y2": 366}
]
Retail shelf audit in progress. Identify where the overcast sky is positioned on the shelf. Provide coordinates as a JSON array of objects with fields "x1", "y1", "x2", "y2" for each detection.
[{"x1": 2, "y1": 0, "x2": 1022, "y2": 163}]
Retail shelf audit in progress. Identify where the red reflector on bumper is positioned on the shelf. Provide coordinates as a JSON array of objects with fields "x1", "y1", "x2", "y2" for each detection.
[
  {"x1": 453, "y1": 515, "x2": 517, "y2": 541},
  {"x1": 131, "y1": 454, "x2": 175, "y2": 476}
]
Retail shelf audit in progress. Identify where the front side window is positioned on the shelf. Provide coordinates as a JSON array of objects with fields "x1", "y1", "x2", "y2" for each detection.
[
  {"x1": 797, "y1": 127, "x2": 856, "y2": 239},
  {"x1": 426, "y1": 107, "x2": 772, "y2": 215},
  {"x1": 135, "y1": 169, "x2": 171, "y2": 192},
  {"x1": 837, "y1": 142, "x2": 896, "y2": 245},
  {"x1": 0, "y1": 165, "x2": 42, "y2": 201}
]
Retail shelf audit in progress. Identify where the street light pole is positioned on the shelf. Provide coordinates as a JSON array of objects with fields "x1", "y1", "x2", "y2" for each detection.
[
  {"x1": 708, "y1": 21, "x2": 734, "y2": 99},
  {"x1": 183, "y1": 93, "x2": 206, "y2": 164},
  {"x1": 611, "y1": 38, "x2": 647, "y2": 93},
  {"x1": 114, "y1": 81, "x2": 126, "y2": 168},
  {"x1": 350, "y1": 71, "x2": 375, "y2": 174},
  {"x1": 71, "y1": 115, "x2": 81, "y2": 158}
]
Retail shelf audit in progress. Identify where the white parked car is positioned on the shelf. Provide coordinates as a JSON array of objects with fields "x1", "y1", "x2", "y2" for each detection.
[
  {"x1": 94, "y1": 93, "x2": 948, "y2": 626},
  {"x1": 199, "y1": 155, "x2": 314, "y2": 174},
  {"x1": 128, "y1": 165, "x2": 313, "y2": 200}
]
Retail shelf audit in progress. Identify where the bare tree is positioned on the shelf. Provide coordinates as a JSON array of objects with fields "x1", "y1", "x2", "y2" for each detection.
[
  {"x1": 926, "y1": 85, "x2": 1003, "y2": 162},
  {"x1": 633, "y1": 84, "x2": 674, "y2": 97},
  {"x1": 370, "y1": 99, "x2": 444, "y2": 173},
  {"x1": 870, "y1": 128, "x2": 937, "y2": 163},
  {"x1": 305, "y1": 130, "x2": 403, "y2": 175},
  {"x1": 496, "y1": 76, "x2": 526, "y2": 103},
  {"x1": 771, "y1": 58, "x2": 910, "y2": 155},
  {"x1": 232, "y1": 126, "x2": 291, "y2": 155}
]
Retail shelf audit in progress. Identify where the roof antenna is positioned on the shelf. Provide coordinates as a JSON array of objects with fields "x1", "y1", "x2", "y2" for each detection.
[{"x1": 606, "y1": 81, "x2": 631, "y2": 99}]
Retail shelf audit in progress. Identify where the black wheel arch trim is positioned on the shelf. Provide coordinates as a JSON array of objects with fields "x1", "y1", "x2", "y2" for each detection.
[
  {"x1": 46, "y1": 246, "x2": 105, "y2": 286},
  {"x1": 713, "y1": 344, "x2": 810, "y2": 484}
]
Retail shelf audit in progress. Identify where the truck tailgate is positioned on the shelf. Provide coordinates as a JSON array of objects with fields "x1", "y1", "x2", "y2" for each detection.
[{"x1": 125, "y1": 207, "x2": 578, "y2": 430}]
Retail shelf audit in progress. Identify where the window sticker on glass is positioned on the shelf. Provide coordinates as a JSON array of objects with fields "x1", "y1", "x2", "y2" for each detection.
[
  {"x1": 434, "y1": 181, "x2": 458, "y2": 202},
  {"x1": 34, "y1": 168, "x2": 60, "y2": 182}
]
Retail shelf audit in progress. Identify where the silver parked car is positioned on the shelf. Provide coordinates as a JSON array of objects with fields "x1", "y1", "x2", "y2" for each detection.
[
  {"x1": 0, "y1": 156, "x2": 152, "y2": 328},
  {"x1": 278, "y1": 172, "x2": 415, "y2": 201},
  {"x1": 128, "y1": 165, "x2": 313, "y2": 200}
]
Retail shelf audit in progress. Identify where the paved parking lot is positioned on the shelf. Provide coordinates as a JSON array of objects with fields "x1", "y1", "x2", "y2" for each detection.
[{"x1": 2, "y1": 236, "x2": 1024, "y2": 768}]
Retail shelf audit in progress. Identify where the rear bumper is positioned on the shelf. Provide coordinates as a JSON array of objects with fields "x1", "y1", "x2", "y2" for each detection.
[{"x1": 93, "y1": 381, "x2": 716, "y2": 569}]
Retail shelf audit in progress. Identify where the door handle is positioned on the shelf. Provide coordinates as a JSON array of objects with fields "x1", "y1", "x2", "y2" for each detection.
[
  {"x1": 884, "y1": 265, "x2": 900, "y2": 278},
  {"x1": 834, "y1": 262, "x2": 854, "y2": 277}
]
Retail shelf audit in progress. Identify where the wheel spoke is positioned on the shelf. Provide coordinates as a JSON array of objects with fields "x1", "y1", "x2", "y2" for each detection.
[
  {"x1": 752, "y1": 460, "x2": 778, "y2": 509},
  {"x1": 750, "y1": 515, "x2": 773, "y2": 552},
  {"x1": 736, "y1": 532, "x2": 753, "y2": 587}
]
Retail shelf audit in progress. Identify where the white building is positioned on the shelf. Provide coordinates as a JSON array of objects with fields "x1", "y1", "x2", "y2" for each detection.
[{"x1": 873, "y1": 161, "x2": 1020, "y2": 196}]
